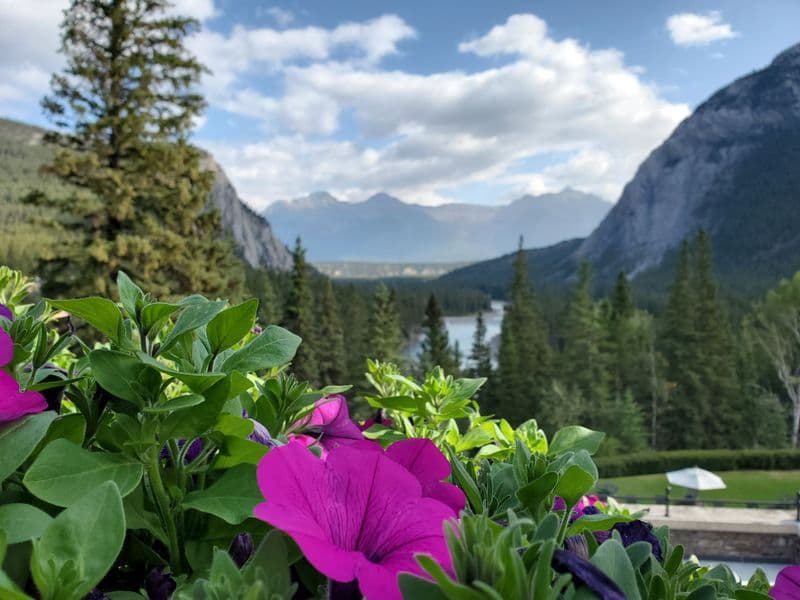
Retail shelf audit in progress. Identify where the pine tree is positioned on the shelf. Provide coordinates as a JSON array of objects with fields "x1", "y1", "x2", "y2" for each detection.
[
  {"x1": 38, "y1": 0, "x2": 243, "y2": 299},
  {"x1": 496, "y1": 238, "x2": 552, "y2": 424},
  {"x1": 560, "y1": 261, "x2": 608, "y2": 405},
  {"x1": 610, "y1": 271, "x2": 635, "y2": 322},
  {"x1": 420, "y1": 293, "x2": 455, "y2": 373},
  {"x1": 659, "y1": 240, "x2": 702, "y2": 448},
  {"x1": 369, "y1": 283, "x2": 403, "y2": 362},
  {"x1": 469, "y1": 311, "x2": 493, "y2": 379},
  {"x1": 282, "y1": 238, "x2": 319, "y2": 384},
  {"x1": 690, "y1": 230, "x2": 741, "y2": 446},
  {"x1": 341, "y1": 284, "x2": 371, "y2": 385},
  {"x1": 317, "y1": 278, "x2": 346, "y2": 386}
]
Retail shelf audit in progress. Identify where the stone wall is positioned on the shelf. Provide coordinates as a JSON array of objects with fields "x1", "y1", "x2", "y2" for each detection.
[{"x1": 670, "y1": 528, "x2": 800, "y2": 563}]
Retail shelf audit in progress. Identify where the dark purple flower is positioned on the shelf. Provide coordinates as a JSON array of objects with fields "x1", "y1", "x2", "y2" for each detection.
[
  {"x1": 160, "y1": 438, "x2": 203, "y2": 465},
  {"x1": 229, "y1": 532, "x2": 254, "y2": 568},
  {"x1": 85, "y1": 589, "x2": 111, "y2": 600},
  {"x1": 552, "y1": 549, "x2": 625, "y2": 600},
  {"x1": 144, "y1": 567, "x2": 176, "y2": 600},
  {"x1": 564, "y1": 535, "x2": 590, "y2": 559},
  {"x1": 552, "y1": 496, "x2": 567, "y2": 511},
  {"x1": 242, "y1": 410, "x2": 276, "y2": 447},
  {"x1": 612, "y1": 520, "x2": 663, "y2": 562},
  {"x1": 0, "y1": 304, "x2": 13, "y2": 321}
]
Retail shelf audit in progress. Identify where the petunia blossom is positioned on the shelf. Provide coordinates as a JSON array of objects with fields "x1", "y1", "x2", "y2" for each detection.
[
  {"x1": 770, "y1": 564, "x2": 800, "y2": 599},
  {"x1": 385, "y1": 438, "x2": 466, "y2": 514},
  {"x1": 552, "y1": 548, "x2": 626, "y2": 600},
  {"x1": 289, "y1": 394, "x2": 364, "y2": 454},
  {"x1": 0, "y1": 304, "x2": 13, "y2": 321},
  {"x1": 255, "y1": 441, "x2": 456, "y2": 600},
  {"x1": 612, "y1": 520, "x2": 663, "y2": 561},
  {"x1": 0, "y1": 328, "x2": 47, "y2": 423}
]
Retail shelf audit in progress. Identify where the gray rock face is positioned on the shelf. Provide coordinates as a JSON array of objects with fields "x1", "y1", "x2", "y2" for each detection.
[
  {"x1": 577, "y1": 43, "x2": 800, "y2": 276},
  {"x1": 204, "y1": 157, "x2": 292, "y2": 271}
]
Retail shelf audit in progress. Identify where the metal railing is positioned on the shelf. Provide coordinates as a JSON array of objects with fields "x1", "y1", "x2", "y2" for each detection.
[{"x1": 598, "y1": 488, "x2": 800, "y2": 520}]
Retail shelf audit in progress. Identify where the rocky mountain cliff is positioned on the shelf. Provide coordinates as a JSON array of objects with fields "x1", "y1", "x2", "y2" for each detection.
[
  {"x1": 576, "y1": 43, "x2": 800, "y2": 281},
  {"x1": 204, "y1": 157, "x2": 292, "y2": 270},
  {"x1": 265, "y1": 188, "x2": 610, "y2": 263},
  {"x1": 443, "y1": 43, "x2": 800, "y2": 299}
]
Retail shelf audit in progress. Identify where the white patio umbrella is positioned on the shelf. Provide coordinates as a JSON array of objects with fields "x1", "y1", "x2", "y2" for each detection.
[{"x1": 666, "y1": 467, "x2": 726, "y2": 490}]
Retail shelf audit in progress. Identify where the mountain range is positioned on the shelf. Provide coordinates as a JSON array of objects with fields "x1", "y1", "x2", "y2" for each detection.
[
  {"x1": 442, "y1": 42, "x2": 800, "y2": 300},
  {"x1": 264, "y1": 189, "x2": 611, "y2": 263}
]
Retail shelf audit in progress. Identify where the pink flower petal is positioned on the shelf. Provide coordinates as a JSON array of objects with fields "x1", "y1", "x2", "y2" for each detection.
[
  {"x1": 422, "y1": 481, "x2": 466, "y2": 514},
  {"x1": 255, "y1": 441, "x2": 455, "y2": 599},
  {"x1": 386, "y1": 438, "x2": 450, "y2": 484},
  {"x1": 0, "y1": 371, "x2": 47, "y2": 423},
  {"x1": 772, "y1": 565, "x2": 800, "y2": 599},
  {"x1": 0, "y1": 328, "x2": 13, "y2": 366}
]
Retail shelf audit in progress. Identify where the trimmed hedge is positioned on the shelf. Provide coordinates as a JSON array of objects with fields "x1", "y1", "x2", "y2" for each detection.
[{"x1": 596, "y1": 449, "x2": 800, "y2": 478}]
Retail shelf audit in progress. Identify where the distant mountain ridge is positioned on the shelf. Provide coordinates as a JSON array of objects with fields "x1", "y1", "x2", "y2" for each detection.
[
  {"x1": 264, "y1": 189, "x2": 611, "y2": 263},
  {"x1": 441, "y1": 42, "x2": 800, "y2": 299}
]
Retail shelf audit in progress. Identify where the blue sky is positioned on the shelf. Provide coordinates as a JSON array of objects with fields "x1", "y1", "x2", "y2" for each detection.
[{"x1": 1, "y1": 1, "x2": 799, "y2": 208}]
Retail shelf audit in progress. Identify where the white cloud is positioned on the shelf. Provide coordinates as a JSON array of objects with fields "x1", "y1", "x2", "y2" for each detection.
[
  {"x1": 168, "y1": 0, "x2": 218, "y2": 21},
  {"x1": 262, "y1": 6, "x2": 294, "y2": 28},
  {"x1": 666, "y1": 11, "x2": 738, "y2": 47},
  {"x1": 200, "y1": 14, "x2": 688, "y2": 208}
]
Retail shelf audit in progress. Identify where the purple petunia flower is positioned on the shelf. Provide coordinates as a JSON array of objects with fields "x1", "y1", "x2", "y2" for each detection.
[
  {"x1": 242, "y1": 410, "x2": 277, "y2": 447},
  {"x1": 612, "y1": 520, "x2": 663, "y2": 562},
  {"x1": 552, "y1": 548, "x2": 626, "y2": 600},
  {"x1": 289, "y1": 394, "x2": 364, "y2": 455},
  {"x1": 144, "y1": 567, "x2": 176, "y2": 600},
  {"x1": 0, "y1": 328, "x2": 47, "y2": 423},
  {"x1": 255, "y1": 441, "x2": 456, "y2": 600},
  {"x1": 0, "y1": 304, "x2": 13, "y2": 321},
  {"x1": 771, "y1": 565, "x2": 800, "y2": 599},
  {"x1": 229, "y1": 532, "x2": 254, "y2": 568},
  {"x1": 160, "y1": 438, "x2": 203, "y2": 465}
]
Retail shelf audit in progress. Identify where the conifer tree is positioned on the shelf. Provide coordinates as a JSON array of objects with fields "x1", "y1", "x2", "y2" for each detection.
[
  {"x1": 282, "y1": 238, "x2": 319, "y2": 384},
  {"x1": 39, "y1": 0, "x2": 243, "y2": 299},
  {"x1": 317, "y1": 278, "x2": 346, "y2": 386},
  {"x1": 369, "y1": 283, "x2": 403, "y2": 362},
  {"x1": 469, "y1": 311, "x2": 493, "y2": 379},
  {"x1": 496, "y1": 238, "x2": 552, "y2": 424},
  {"x1": 420, "y1": 293, "x2": 455, "y2": 373},
  {"x1": 561, "y1": 261, "x2": 608, "y2": 405},
  {"x1": 341, "y1": 285, "x2": 371, "y2": 385}
]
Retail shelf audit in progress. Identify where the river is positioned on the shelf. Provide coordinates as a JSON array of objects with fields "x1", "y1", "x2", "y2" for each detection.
[{"x1": 407, "y1": 300, "x2": 505, "y2": 367}]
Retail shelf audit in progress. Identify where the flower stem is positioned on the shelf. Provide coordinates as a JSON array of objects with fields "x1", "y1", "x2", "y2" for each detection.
[
  {"x1": 328, "y1": 579, "x2": 360, "y2": 600},
  {"x1": 147, "y1": 452, "x2": 182, "y2": 570}
]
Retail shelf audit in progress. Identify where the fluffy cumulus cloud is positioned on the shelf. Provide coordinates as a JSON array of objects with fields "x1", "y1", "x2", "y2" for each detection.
[
  {"x1": 666, "y1": 11, "x2": 739, "y2": 47},
  {"x1": 200, "y1": 14, "x2": 688, "y2": 207}
]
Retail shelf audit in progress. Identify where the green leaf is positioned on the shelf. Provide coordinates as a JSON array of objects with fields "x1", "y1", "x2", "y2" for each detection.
[
  {"x1": 158, "y1": 300, "x2": 226, "y2": 355},
  {"x1": 591, "y1": 540, "x2": 641, "y2": 600},
  {"x1": 517, "y1": 472, "x2": 558, "y2": 513},
  {"x1": 398, "y1": 574, "x2": 449, "y2": 600},
  {"x1": 48, "y1": 297, "x2": 123, "y2": 343},
  {"x1": 137, "y1": 353, "x2": 226, "y2": 393},
  {"x1": 140, "y1": 302, "x2": 181, "y2": 337},
  {"x1": 549, "y1": 426, "x2": 605, "y2": 456},
  {"x1": 445, "y1": 446, "x2": 482, "y2": 513},
  {"x1": 143, "y1": 394, "x2": 205, "y2": 414},
  {"x1": 219, "y1": 325, "x2": 301, "y2": 374},
  {"x1": 566, "y1": 513, "x2": 631, "y2": 537},
  {"x1": 123, "y1": 485, "x2": 167, "y2": 546},
  {"x1": 182, "y1": 464, "x2": 262, "y2": 524},
  {"x1": 687, "y1": 585, "x2": 717, "y2": 600},
  {"x1": 116, "y1": 272, "x2": 143, "y2": 320},
  {"x1": 213, "y1": 436, "x2": 270, "y2": 469},
  {"x1": 554, "y1": 465, "x2": 595, "y2": 507},
  {"x1": 89, "y1": 350, "x2": 162, "y2": 407},
  {"x1": 33, "y1": 413, "x2": 86, "y2": 457},
  {"x1": 0, "y1": 504, "x2": 53, "y2": 544},
  {"x1": 365, "y1": 395, "x2": 423, "y2": 412},
  {"x1": 0, "y1": 412, "x2": 57, "y2": 484},
  {"x1": 23, "y1": 439, "x2": 143, "y2": 507},
  {"x1": 31, "y1": 481, "x2": 125, "y2": 600},
  {"x1": 206, "y1": 299, "x2": 258, "y2": 354},
  {"x1": 242, "y1": 529, "x2": 294, "y2": 594}
]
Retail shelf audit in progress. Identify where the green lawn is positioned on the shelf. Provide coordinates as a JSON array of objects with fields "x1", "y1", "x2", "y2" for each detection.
[{"x1": 596, "y1": 470, "x2": 800, "y2": 503}]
